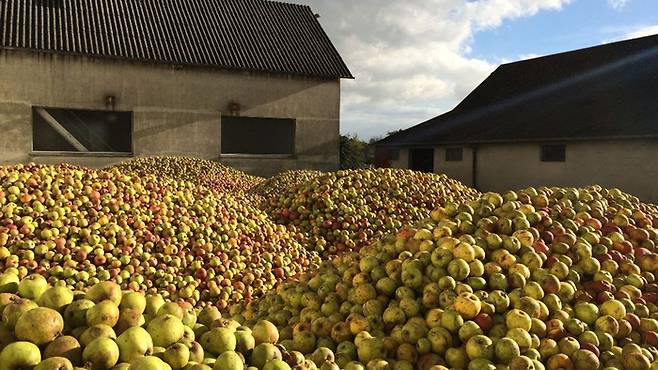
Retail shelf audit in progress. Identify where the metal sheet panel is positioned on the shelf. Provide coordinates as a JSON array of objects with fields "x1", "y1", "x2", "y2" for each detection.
[{"x1": 0, "y1": 0, "x2": 353, "y2": 79}]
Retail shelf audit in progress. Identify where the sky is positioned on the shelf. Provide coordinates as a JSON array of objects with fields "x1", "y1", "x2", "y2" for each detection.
[{"x1": 298, "y1": 0, "x2": 658, "y2": 140}]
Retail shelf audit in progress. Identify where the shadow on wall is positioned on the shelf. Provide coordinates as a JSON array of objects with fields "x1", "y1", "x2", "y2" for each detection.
[
  {"x1": 0, "y1": 51, "x2": 338, "y2": 116},
  {"x1": 132, "y1": 63, "x2": 339, "y2": 122},
  {"x1": 195, "y1": 73, "x2": 339, "y2": 121},
  {"x1": 132, "y1": 112, "x2": 212, "y2": 139}
]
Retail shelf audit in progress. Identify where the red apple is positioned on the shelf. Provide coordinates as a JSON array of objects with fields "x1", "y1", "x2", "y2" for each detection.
[
  {"x1": 473, "y1": 313, "x2": 493, "y2": 332},
  {"x1": 580, "y1": 343, "x2": 600, "y2": 357},
  {"x1": 643, "y1": 331, "x2": 658, "y2": 347}
]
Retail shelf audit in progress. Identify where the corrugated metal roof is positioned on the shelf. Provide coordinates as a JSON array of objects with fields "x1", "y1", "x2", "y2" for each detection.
[{"x1": 0, "y1": 0, "x2": 353, "y2": 79}]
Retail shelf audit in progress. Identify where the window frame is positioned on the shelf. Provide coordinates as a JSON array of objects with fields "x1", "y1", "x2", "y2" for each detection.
[
  {"x1": 30, "y1": 106, "x2": 134, "y2": 156},
  {"x1": 540, "y1": 144, "x2": 566, "y2": 162},
  {"x1": 445, "y1": 147, "x2": 464, "y2": 162},
  {"x1": 220, "y1": 115, "x2": 297, "y2": 156}
]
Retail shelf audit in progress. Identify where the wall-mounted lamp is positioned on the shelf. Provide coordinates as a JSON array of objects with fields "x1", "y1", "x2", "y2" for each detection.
[
  {"x1": 105, "y1": 95, "x2": 116, "y2": 111},
  {"x1": 228, "y1": 100, "x2": 241, "y2": 116}
]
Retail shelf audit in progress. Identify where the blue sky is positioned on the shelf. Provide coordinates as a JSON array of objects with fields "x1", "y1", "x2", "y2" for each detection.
[
  {"x1": 301, "y1": 0, "x2": 658, "y2": 139},
  {"x1": 471, "y1": 0, "x2": 658, "y2": 63}
]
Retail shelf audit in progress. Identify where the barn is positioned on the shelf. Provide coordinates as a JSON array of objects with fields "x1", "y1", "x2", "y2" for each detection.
[
  {"x1": 0, "y1": 0, "x2": 353, "y2": 176},
  {"x1": 376, "y1": 34, "x2": 658, "y2": 202}
]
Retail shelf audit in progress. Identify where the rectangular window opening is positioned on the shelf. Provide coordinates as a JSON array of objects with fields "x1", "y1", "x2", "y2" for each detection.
[
  {"x1": 445, "y1": 147, "x2": 463, "y2": 162},
  {"x1": 541, "y1": 144, "x2": 566, "y2": 162},
  {"x1": 32, "y1": 107, "x2": 132, "y2": 153},
  {"x1": 221, "y1": 116, "x2": 295, "y2": 155}
]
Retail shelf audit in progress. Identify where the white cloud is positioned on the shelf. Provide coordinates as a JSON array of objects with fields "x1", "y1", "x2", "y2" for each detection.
[
  {"x1": 625, "y1": 25, "x2": 658, "y2": 39},
  {"x1": 519, "y1": 53, "x2": 542, "y2": 60},
  {"x1": 602, "y1": 24, "x2": 658, "y2": 44},
  {"x1": 500, "y1": 53, "x2": 543, "y2": 64},
  {"x1": 299, "y1": 0, "x2": 571, "y2": 139},
  {"x1": 607, "y1": 0, "x2": 630, "y2": 10}
]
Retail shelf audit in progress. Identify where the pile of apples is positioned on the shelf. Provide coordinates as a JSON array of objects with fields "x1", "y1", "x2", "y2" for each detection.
[
  {"x1": 261, "y1": 169, "x2": 479, "y2": 255},
  {"x1": 0, "y1": 163, "x2": 319, "y2": 309},
  {"x1": 4, "y1": 156, "x2": 658, "y2": 369},
  {"x1": 232, "y1": 186, "x2": 658, "y2": 370},
  {"x1": 0, "y1": 275, "x2": 307, "y2": 370},
  {"x1": 111, "y1": 157, "x2": 264, "y2": 195},
  {"x1": 250, "y1": 170, "x2": 324, "y2": 200}
]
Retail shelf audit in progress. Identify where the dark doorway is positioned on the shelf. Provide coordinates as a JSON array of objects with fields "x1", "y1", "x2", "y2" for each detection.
[{"x1": 409, "y1": 148, "x2": 434, "y2": 172}]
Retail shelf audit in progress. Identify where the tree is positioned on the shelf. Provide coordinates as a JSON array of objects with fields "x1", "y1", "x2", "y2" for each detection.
[{"x1": 339, "y1": 134, "x2": 372, "y2": 169}]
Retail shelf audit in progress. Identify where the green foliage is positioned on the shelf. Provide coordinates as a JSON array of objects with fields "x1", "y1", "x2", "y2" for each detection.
[{"x1": 339, "y1": 134, "x2": 373, "y2": 169}]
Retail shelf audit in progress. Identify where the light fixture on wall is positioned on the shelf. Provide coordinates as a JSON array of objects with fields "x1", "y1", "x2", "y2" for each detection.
[
  {"x1": 228, "y1": 100, "x2": 241, "y2": 116},
  {"x1": 105, "y1": 95, "x2": 116, "y2": 111}
]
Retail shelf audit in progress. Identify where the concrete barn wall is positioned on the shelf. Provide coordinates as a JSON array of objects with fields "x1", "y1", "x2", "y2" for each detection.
[
  {"x1": 388, "y1": 147, "x2": 474, "y2": 187},
  {"x1": 476, "y1": 140, "x2": 658, "y2": 203},
  {"x1": 389, "y1": 149, "x2": 409, "y2": 169},
  {"x1": 433, "y1": 146, "x2": 474, "y2": 187},
  {"x1": 0, "y1": 50, "x2": 341, "y2": 176}
]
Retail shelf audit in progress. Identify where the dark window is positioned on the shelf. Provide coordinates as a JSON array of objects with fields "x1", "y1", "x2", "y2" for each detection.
[
  {"x1": 221, "y1": 116, "x2": 295, "y2": 155},
  {"x1": 541, "y1": 144, "x2": 566, "y2": 162},
  {"x1": 445, "y1": 147, "x2": 463, "y2": 161},
  {"x1": 409, "y1": 148, "x2": 434, "y2": 172},
  {"x1": 32, "y1": 107, "x2": 132, "y2": 153}
]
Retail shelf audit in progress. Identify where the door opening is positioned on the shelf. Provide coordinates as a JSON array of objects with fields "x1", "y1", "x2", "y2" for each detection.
[{"x1": 409, "y1": 148, "x2": 434, "y2": 172}]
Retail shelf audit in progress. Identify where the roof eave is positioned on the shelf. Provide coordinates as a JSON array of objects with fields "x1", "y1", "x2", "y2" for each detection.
[{"x1": 377, "y1": 134, "x2": 658, "y2": 148}]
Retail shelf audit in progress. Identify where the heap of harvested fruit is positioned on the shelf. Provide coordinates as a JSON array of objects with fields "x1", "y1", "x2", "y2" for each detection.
[
  {"x1": 231, "y1": 185, "x2": 658, "y2": 370},
  {"x1": 261, "y1": 168, "x2": 479, "y2": 255},
  {"x1": 111, "y1": 156, "x2": 264, "y2": 194},
  {"x1": 0, "y1": 276, "x2": 307, "y2": 370},
  {"x1": 0, "y1": 163, "x2": 318, "y2": 308},
  {"x1": 250, "y1": 170, "x2": 324, "y2": 200}
]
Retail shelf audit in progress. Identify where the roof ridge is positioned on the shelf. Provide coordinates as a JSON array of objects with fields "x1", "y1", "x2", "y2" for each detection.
[{"x1": 500, "y1": 32, "x2": 658, "y2": 67}]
